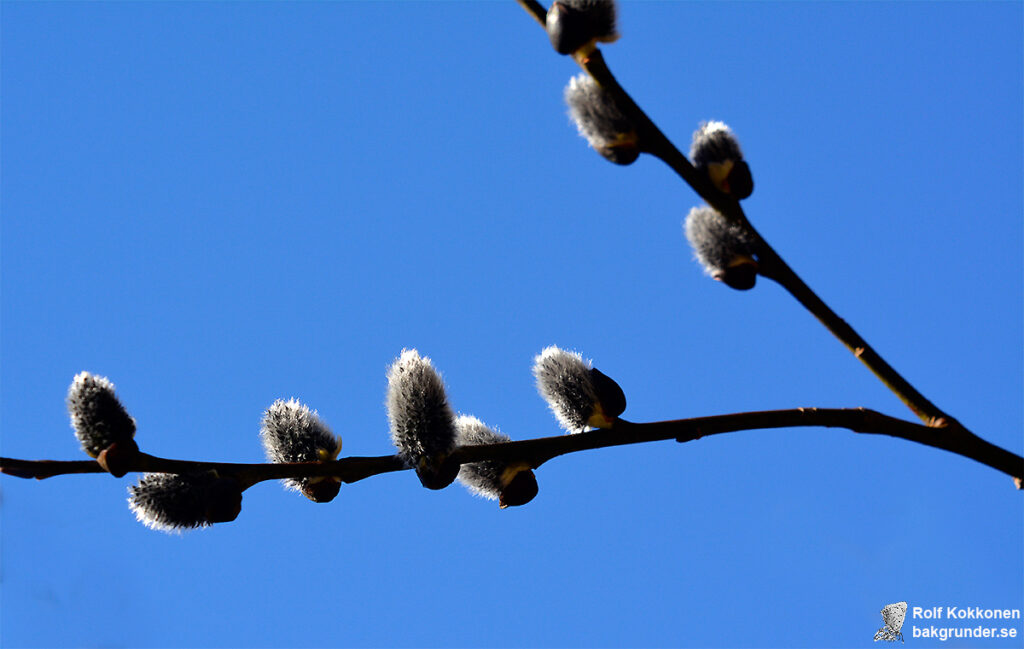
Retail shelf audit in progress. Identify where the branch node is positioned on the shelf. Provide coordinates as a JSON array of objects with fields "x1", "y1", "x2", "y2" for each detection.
[{"x1": 676, "y1": 428, "x2": 704, "y2": 443}]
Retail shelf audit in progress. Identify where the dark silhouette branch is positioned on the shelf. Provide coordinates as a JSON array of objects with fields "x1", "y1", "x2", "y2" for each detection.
[
  {"x1": 515, "y1": 0, "x2": 547, "y2": 28},
  {"x1": 0, "y1": 452, "x2": 405, "y2": 488},
  {"x1": 3, "y1": 408, "x2": 1020, "y2": 486},
  {"x1": 513, "y1": 1, "x2": 1021, "y2": 487}
]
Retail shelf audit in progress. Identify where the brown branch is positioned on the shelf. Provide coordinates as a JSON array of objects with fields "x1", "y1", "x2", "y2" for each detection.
[
  {"x1": 514, "y1": 2, "x2": 982, "y2": 432},
  {"x1": 753, "y1": 245, "x2": 951, "y2": 425},
  {"x1": 0, "y1": 452, "x2": 406, "y2": 488},
  {"x1": 515, "y1": 0, "x2": 547, "y2": 28},
  {"x1": 4, "y1": 408, "x2": 1020, "y2": 485}
]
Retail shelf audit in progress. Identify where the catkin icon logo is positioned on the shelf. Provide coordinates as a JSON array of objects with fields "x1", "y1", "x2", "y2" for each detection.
[{"x1": 874, "y1": 601, "x2": 908, "y2": 643}]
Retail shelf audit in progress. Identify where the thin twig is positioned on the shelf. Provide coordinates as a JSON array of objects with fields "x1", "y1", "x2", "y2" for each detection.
[
  {"x1": 0, "y1": 452, "x2": 406, "y2": 487},
  {"x1": 3, "y1": 408, "x2": 1020, "y2": 484},
  {"x1": 514, "y1": 2, "x2": 1006, "y2": 460},
  {"x1": 515, "y1": 0, "x2": 547, "y2": 27},
  {"x1": 577, "y1": 50, "x2": 948, "y2": 428}
]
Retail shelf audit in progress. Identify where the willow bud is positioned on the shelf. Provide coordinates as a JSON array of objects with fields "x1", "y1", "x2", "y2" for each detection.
[
  {"x1": 546, "y1": 0, "x2": 619, "y2": 57},
  {"x1": 690, "y1": 121, "x2": 753, "y2": 199},
  {"x1": 128, "y1": 472, "x2": 243, "y2": 533},
  {"x1": 66, "y1": 372, "x2": 138, "y2": 475},
  {"x1": 565, "y1": 74, "x2": 639, "y2": 165},
  {"x1": 533, "y1": 346, "x2": 626, "y2": 433},
  {"x1": 454, "y1": 415, "x2": 538, "y2": 508},
  {"x1": 684, "y1": 206, "x2": 759, "y2": 290},
  {"x1": 386, "y1": 349, "x2": 459, "y2": 490},
  {"x1": 260, "y1": 399, "x2": 342, "y2": 503}
]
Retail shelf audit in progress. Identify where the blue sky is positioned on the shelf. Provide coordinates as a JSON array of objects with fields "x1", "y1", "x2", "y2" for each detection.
[{"x1": 1, "y1": 2, "x2": 1021, "y2": 647}]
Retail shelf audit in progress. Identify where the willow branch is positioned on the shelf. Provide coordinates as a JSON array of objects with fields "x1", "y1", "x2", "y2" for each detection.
[
  {"x1": 515, "y1": 0, "x2": 547, "y2": 28},
  {"x1": 0, "y1": 452, "x2": 405, "y2": 488},
  {"x1": 3, "y1": 408, "x2": 1020, "y2": 485},
  {"x1": 514, "y1": 1, "x2": 981, "y2": 432}
]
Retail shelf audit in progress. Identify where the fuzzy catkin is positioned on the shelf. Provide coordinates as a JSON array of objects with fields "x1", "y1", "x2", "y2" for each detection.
[
  {"x1": 66, "y1": 372, "x2": 136, "y2": 457},
  {"x1": 454, "y1": 415, "x2": 512, "y2": 500},
  {"x1": 533, "y1": 346, "x2": 597, "y2": 434},
  {"x1": 565, "y1": 74, "x2": 635, "y2": 161},
  {"x1": 128, "y1": 472, "x2": 239, "y2": 533},
  {"x1": 690, "y1": 121, "x2": 744, "y2": 168},
  {"x1": 690, "y1": 121, "x2": 753, "y2": 199},
  {"x1": 684, "y1": 206, "x2": 757, "y2": 277},
  {"x1": 260, "y1": 399, "x2": 340, "y2": 492},
  {"x1": 386, "y1": 349, "x2": 457, "y2": 467}
]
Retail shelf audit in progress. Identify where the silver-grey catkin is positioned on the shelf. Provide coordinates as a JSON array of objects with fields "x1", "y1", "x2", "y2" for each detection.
[
  {"x1": 684, "y1": 206, "x2": 757, "y2": 277},
  {"x1": 565, "y1": 73, "x2": 637, "y2": 163},
  {"x1": 260, "y1": 399, "x2": 341, "y2": 492},
  {"x1": 386, "y1": 349, "x2": 457, "y2": 468},
  {"x1": 128, "y1": 472, "x2": 226, "y2": 533},
  {"x1": 454, "y1": 415, "x2": 512, "y2": 500},
  {"x1": 690, "y1": 121, "x2": 744, "y2": 169},
  {"x1": 533, "y1": 346, "x2": 597, "y2": 434},
  {"x1": 66, "y1": 372, "x2": 136, "y2": 457},
  {"x1": 690, "y1": 121, "x2": 753, "y2": 199}
]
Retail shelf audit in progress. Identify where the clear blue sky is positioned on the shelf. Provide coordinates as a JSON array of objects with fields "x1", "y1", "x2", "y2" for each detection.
[{"x1": 2, "y1": 2, "x2": 1021, "y2": 647}]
